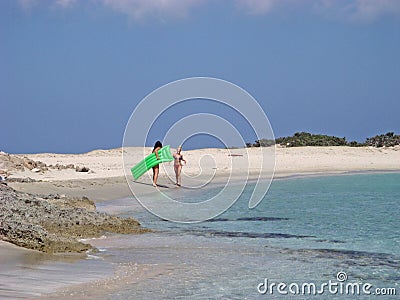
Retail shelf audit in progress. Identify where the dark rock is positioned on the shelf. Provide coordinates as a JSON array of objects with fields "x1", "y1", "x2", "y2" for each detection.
[
  {"x1": 76, "y1": 166, "x2": 90, "y2": 172},
  {"x1": 0, "y1": 184, "x2": 149, "y2": 253},
  {"x1": 7, "y1": 177, "x2": 39, "y2": 183}
]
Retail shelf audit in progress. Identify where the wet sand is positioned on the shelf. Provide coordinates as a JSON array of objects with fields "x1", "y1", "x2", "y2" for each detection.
[{"x1": 1, "y1": 146, "x2": 400, "y2": 298}]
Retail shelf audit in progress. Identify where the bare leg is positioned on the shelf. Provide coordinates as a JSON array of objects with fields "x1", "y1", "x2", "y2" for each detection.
[
  {"x1": 174, "y1": 165, "x2": 179, "y2": 185},
  {"x1": 153, "y1": 166, "x2": 159, "y2": 187},
  {"x1": 176, "y1": 165, "x2": 182, "y2": 186}
]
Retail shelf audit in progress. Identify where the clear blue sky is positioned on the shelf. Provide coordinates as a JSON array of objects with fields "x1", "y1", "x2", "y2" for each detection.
[{"x1": 1, "y1": 0, "x2": 399, "y2": 153}]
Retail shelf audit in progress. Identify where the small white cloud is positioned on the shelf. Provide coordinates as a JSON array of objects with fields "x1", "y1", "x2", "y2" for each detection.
[
  {"x1": 351, "y1": 0, "x2": 400, "y2": 22},
  {"x1": 18, "y1": 0, "x2": 77, "y2": 11},
  {"x1": 235, "y1": 0, "x2": 279, "y2": 15},
  {"x1": 18, "y1": 0, "x2": 38, "y2": 11},
  {"x1": 100, "y1": 0, "x2": 206, "y2": 20},
  {"x1": 55, "y1": 0, "x2": 78, "y2": 8},
  {"x1": 236, "y1": 0, "x2": 400, "y2": 22}
]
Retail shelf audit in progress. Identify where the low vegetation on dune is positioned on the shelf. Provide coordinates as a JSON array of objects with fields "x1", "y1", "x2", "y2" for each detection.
[
  {"x1": 275, "y1": 132, "x2": 347, "y2": 147},
  {"x1": 246, "y1": 132, "x2": 400, "y2": 148},
  {"x1": 364, "y1": 132, "x2": 400, "y2": 147}
]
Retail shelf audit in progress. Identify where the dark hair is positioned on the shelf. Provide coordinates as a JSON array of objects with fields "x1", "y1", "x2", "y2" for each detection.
[{"x1": 153, "y1": 141, "x2": 162, "y2": 150}]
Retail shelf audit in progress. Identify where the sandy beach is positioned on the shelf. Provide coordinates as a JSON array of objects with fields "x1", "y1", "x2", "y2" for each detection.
[
  {"x1": 5, "y1": 145, "x2": 400, "y2": 182},
  {"x1": 1, "y1": 146, "x2": 400, "y2": 298},
  {"x1": 1, "y1": 145, "x2": 398, "y2": 207},
  {"x1": 3, "y1": 145, "x2": 400, "y2": 221}
]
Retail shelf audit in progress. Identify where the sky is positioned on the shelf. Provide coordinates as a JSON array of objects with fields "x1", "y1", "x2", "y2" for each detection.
[{"x1": 1, "y1": 0, "x2": 399, "y2": 153}]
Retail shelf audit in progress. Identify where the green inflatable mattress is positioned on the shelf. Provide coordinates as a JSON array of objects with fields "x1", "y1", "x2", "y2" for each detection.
[{"x1": 131, "y1": 145, "x2": 173, "y2": 180}]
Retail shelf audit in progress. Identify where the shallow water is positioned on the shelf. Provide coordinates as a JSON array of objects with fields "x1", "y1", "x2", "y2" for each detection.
[
  {"x1": 93, "y1": 172, "x2": 399, "y2": 299},
  {"x1": 1, "y1": 173, "x2": 399, "y2": 299},
  {"x1": 0, "y1": 242, "x2": 113, "y2": 299}
]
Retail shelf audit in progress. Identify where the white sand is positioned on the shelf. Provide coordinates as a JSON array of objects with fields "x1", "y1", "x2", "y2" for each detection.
[
  {"x1": 2, "y1": 146, "x2": 400, "y2": 299},
  {"x1": 7, "y1": 146, "x2": 400, "y2": 182}
]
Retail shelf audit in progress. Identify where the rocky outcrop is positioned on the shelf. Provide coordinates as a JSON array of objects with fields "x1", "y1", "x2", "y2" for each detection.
[
  {"x1": 0, "y1": 152, "x2": 77, "y2": 175},
  {"x1": 0, "y1": 185, "x2": 149, "y2": 253},
  {"x1": 75, "y1": 166, "x2": 90, "y2": 172}
]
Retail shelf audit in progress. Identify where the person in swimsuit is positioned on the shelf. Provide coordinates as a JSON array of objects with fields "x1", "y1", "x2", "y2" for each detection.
[
  {"x1": 152, "y1": 141, "x2": 162, "y2": 187},
  {"x1": 173, "y1": 145, "x2": 186, "y2": 186}
]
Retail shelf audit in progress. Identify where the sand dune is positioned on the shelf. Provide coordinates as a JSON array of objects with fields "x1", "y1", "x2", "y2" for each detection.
[{"x1": 4, "y1": 146, "x2": 400, "y2": 182}]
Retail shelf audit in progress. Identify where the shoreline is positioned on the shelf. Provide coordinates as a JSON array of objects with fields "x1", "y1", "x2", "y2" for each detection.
[
  {"x1": 1, "y1": 146, "x2": 399, "y2": 298},
  {"x1": 28, "y1": 170, "x2": 400, "y2": 299},
  {"x1": 7, "y1": 169, "x2": 400, "y2": 210},
  {"x1": 1, "y1": 146, "x2": 400, "y2": 252}
]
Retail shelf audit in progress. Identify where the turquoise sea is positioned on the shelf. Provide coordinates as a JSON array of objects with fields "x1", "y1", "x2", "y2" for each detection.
[
  {"x1": 1, "y1": 172, "x2": 399, "y2": 299},
  {"x1": 93, "y1": 172, "x2": 400, "y2": 299}
]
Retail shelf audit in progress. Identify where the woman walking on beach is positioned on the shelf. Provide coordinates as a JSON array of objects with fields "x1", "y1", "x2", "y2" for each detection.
[
  {"x1": 173, "y1": 145, "x2": 186, "y2": 186},
  {"x1": 152, "y1": 141, "x2": 162, "y2": 187}
]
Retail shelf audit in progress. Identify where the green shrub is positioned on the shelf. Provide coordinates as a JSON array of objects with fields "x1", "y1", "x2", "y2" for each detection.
[
  {"x1": 275, "y1": 132, "x2": 347, "y2": 147},
  {"x1": 365, "y1": 132, "x2": 400, "y2": 147},
  {"x1": 246, "y1": 131, "x2": 399, "y2": 148}
]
